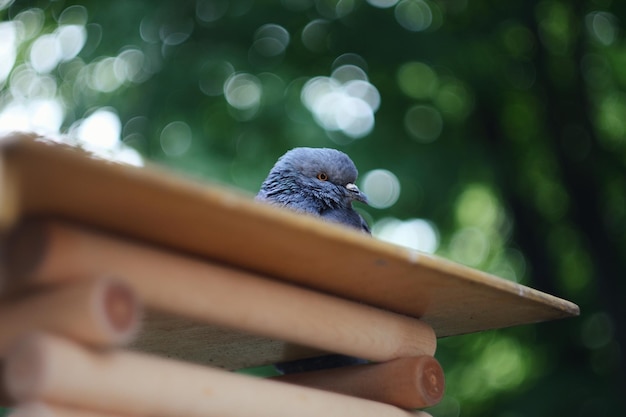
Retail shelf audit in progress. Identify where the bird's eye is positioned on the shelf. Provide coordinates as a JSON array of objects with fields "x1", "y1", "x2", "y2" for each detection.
[{"x1": 317, "y1": 172, "x2": 328, "y2": 181}]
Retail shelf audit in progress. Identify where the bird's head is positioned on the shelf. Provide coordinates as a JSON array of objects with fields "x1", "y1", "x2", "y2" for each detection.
[{"x1": 261, "y1": 147, "x2": 368, "y2": 209}]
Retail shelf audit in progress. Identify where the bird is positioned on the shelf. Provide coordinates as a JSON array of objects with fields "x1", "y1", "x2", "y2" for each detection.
[
  {"x1": 257, "y1": 147, "x2": 370, "y2": 374},
  {"x1": 256, "y1": 147, "x2": 370, "y2": 233}
]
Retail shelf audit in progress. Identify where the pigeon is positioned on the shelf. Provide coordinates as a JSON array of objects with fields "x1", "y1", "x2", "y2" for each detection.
[
  {"x1": 257, "y1": 147, "x2": 370, "y2": 233},
  {"x1": 257, "y1": 147, "x2": 370, "y2": 374}
]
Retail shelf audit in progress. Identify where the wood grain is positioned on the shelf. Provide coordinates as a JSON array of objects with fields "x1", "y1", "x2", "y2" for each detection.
[
  {"x1": 5, "y1": 333, "x2": 434, "y2": 417},
  {"x1": 0, "y1": 134, "x2": 579, "y2": 339},
  {"x1": 131, "y1": 310, "x2": 325, "y2": 369}
]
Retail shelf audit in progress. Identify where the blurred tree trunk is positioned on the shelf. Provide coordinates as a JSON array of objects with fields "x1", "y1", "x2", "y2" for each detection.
[
  {"x1": 480, "y1": 0, "x2": 626, "y2": 399},
  {"x1": 528, "y1": 1, "x2": 626, "y2": 393}
]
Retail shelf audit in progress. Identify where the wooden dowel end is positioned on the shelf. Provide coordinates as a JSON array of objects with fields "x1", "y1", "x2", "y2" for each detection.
[
  {"x1": 100, "y1": 279, "x2": 140, "y2": 336},
  {"x1": 0, "y1": 277, "x2": 141, "y2": 354},
  {"x1": 418, "y1": 356, "x2": 446, "y2": 406},
  {"x1": 273, "y1": 356, "x2": 445, "y2": 409}
]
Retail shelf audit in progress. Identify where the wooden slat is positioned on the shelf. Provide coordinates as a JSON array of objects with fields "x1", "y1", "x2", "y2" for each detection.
[{"x1": 0, "y1": 134, "x2": 579, "y2": 339}]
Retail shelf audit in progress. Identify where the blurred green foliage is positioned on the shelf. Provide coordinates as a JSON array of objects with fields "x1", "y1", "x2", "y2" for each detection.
[{"x1": 1, "y1": 0, "x2": 625, "y2": 415}]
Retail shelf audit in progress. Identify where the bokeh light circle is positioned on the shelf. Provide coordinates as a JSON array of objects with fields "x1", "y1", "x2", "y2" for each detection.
[
  {"x1": 30, "y1": 34, "x2": 60, "y2": 73},
  {"x1": 332, "y1": 64, "x2": 368, "y2": 83},
  {"x1": 449, "y1": 227, "x2": 491, "y2": 266},
  {"x1": 196, "y1": 0, "x2": 228, "y2": 23},
  {"x1": 361, "y1": 169, "x2": 401, "y2": 209},
  {"x1": 367, "y1": 0, "x2": 400, "y2": 8},
  {"x1": 77, "y1": 109, "x2": 121, "y2": 150},
  {"x1": 395, "y1": 0, "x2": 432, "y2": 32},
  {"x1": 200, "y1": 60, "x2": 234, "y2": 96},
  {"x1": 254, "y1": 24, "x2": 290, "y2": 56},
  {"x1": 224, "y1": 73, "x2": 262, "y2": 110},
  {"x1": 160, "y1": 121, "x2": 192, "y2": 157},
  {"x1": 397, "y1": 61, "x2": 438, "y2": 99},
  {"x1": 58, "y1": 5, "x2": 88, "y2": 26},
  {"x1": 302, "y1": 19, "x2": 330, "y2": 53},
  {"x1": 373, "y1": 217, "x2": 439, "y2": 253},
  {"x1": 404, "y1": 104, "x2": 443, "y2": 143},
  {"x1": 344, "y1": 80, "x2": 381, "y2": 111},
  {"x1": 14, "y1": 8, "x2": 45, "y2": 41}
]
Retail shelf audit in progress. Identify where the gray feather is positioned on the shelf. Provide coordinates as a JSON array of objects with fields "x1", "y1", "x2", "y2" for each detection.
[{"x1": 257, "y1": 147, "x2": 370, "y2": 233}]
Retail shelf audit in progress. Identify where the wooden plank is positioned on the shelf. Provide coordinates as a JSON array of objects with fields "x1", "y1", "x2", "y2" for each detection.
[{"x1": 0, "y1": 134, "x2": 579, "y2": 339}]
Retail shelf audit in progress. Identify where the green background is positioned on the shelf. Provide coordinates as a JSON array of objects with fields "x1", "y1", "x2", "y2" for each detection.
[{"x1": 1, "y1": 0, "x2": 625, "y2": 415}]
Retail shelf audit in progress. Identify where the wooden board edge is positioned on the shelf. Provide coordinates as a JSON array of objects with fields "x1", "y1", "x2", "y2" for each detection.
[{"x1": 415, "y1": 251, "x2": 580, "y2": 318}]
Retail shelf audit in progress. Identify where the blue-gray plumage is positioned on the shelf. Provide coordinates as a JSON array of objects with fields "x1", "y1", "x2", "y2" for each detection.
[{"x1": 257, "y1": 147, "x2": 370, "y2": 233}]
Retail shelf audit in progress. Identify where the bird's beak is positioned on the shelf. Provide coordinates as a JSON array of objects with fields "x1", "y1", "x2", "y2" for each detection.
[{"x1": 345, "y1": 183, "x2": 368, "y2": 204}]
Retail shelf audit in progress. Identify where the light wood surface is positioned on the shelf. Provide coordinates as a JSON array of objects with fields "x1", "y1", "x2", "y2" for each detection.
[
  {"x1": 0, "y1": 134, "x2": 579, "y2": 339},
  {"x1": 4, "y1": 333, "x2": 433, "y2": 417},
  {"x1": 4, "y1": 220, "x2": 437, "y2": 363},
  {"x1": 0, "y1": 277, "x2": 140, "y2": 354},
  {"x1": 273, "y1": 356, "x2": 445, "y2": 409},
  {"x1": 130, "y1": 310, "x2": 325, "y2": 369},
  {"x1": 8, "y1": 403, "x2": 127, "y2": 417}
]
